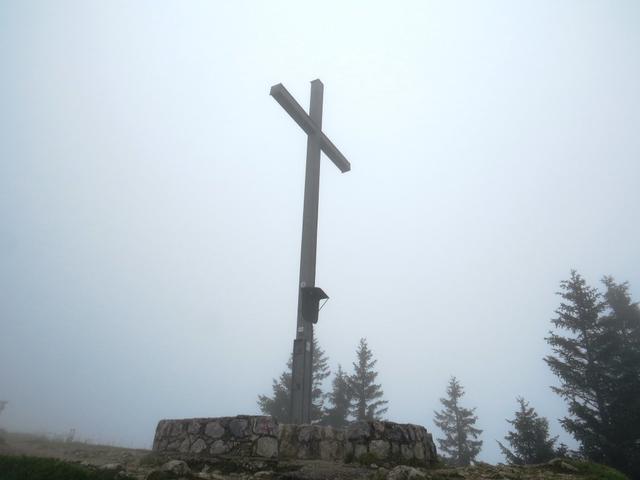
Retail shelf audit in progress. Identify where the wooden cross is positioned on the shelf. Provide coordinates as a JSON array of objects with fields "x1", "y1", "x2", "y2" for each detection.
[{"x1": 270, "y1": 80, "x2": 351, "y2": 424}]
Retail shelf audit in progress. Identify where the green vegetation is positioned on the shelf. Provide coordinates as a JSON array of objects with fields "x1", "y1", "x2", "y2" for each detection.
[
  {"x1": 138, "y1": 452, "x2": 168, "y2": 467},
  {"x1": 347, "y1": 338, "x2": 388, "y2": 421},
  {"x1": 345, "y1": 451, "x2": 429, "y2": 469},
  {"x1": 561, "y1": 460, "x2": 629, "y2": 480},
  {"x1": 497, "y1": 397, "x2": 558, "y2": 464},
  {"x1": 545, "y1": 272, "x2": 640, "y2": 478},
  {"x1": 258, "y1": 337, "x2": 389, "y2": 426},
  {"x1": 257, "y1": 337, "x2": 331, "y2": 423},
  {"x1": 433, "y1": 376, "x2": 483, "y2": 466},
  {"x1": 323, "y1": 365, "x2": 352, "y2": 428},
  {"x1": 0, "y1": 455, "x2": 131, "y2": 480},
  {"x1": 355, "y1": 451, "x2": 380, "y2": 466}
]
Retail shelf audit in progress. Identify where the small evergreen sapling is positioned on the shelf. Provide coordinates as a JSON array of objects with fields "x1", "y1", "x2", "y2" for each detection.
[
  {"x1": 323, "y1": 364, "x2": 352, "y2": 427},
  {"x1": 433, "y1": 376, "x2": 483, "y2": 466},
  {"x1": 311, "y1": 339, "x2": 332, "y2": 420},
  {"x1": 257, "y1": 365, "x2": 292, "y2": 423},
  {"x1": 497, "y1": 397, "x2": 558, "y2": 465},
  {"x1": 347, "y1": 338, "x2": 388, "y2": 421}
]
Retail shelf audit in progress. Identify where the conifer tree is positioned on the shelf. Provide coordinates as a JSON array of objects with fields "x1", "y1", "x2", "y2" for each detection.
[
  {"x1": 497, "y1": 397, "x2": 558, "y2": 465},
  {"x1": 323, "y1": 365, "x2": 352, "y2": 427},
  {"x1": 433, "y1": 376, "x2": 483, "y2": 466},
  {"x1": 257, "y1": 337, "x2": 331, "y2": 423},
  {"x1": 310, "y1": 338, "x2": 331, "y2": 421},
  {"x1": 599, "y1": 277, "x2": 640, "y2": 477},
  {"x1": 0, "y1": 401, "x2": 5, "y2": 444},
  {"x1": 544, "y1": 271, "x2": 610, "y2": 462},
  {"x1": 257, "y1": 367, "x2": 292, "y2": 422},
  {"x1": 347, "y1": 338, "x2": 388, "y2": 421},
  {"x1": 545, "y1": 271, "x2": 640, "y2": 477}
]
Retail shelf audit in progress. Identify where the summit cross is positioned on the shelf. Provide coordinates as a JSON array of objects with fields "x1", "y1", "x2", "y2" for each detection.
[{"x1": 270, "y1": 80, "x2": 351, "y2": 424}]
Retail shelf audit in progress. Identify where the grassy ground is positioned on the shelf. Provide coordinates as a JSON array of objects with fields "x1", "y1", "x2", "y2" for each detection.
[
  {"x1": 567, "y1": 460, "x2": 629, "y2": 480},
  {"x1": 0, "y1": 431, "x2": 149, "y2": 466},
  {"x1": 0, "y1": 455, "x2": 132, "y2": 480}
]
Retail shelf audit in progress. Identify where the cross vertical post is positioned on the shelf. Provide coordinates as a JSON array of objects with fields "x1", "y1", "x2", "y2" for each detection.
[
  {"x1": 292, "y1": 80, "x2": 322, "y2": 425},
  {"x1": 270, "y1": 79, "x2": 350, "y2": 425}
]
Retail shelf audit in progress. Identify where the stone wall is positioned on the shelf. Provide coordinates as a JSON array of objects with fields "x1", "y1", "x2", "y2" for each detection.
[
  {"x1": 153, "y1": 416, "x2": 437, "y2": 467},
  {"x1": 153, "y1": 416, "x2": 279, "y2": 459},
  {"x1": 279, "y1": 421, "x2": 437, "y2": 465}
]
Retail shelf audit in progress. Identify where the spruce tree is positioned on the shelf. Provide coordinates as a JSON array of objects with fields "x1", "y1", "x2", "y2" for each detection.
[
  {"x1": 310, "y1": 338, "x2": 331, "y2": 421},
  {"x1": 544, "y1": 271, "x2": 610, "y2": 463},
  {"x1": 257, "y1": 367, "x2": 292, "y2": 422},
  {"x1": 323, "y1": 365, "x2": 352, "y2": 427},
  {"x1": 497, "y1": 397, "x2": 558, "y2": 465},
  {"x1": 257, "y1": 337, "x2": 331, "y2": 423},
  {"x1": 599, "y1": 277, "x2": 640, "y2": 477},
  {"x1": 347, "y1": 338, "x2": 388, "y2": 421},
  {"x1": 433, "y1": 376, "x2": 483, "y2": 466},
  {"x1": 545, "y1": 271, "x2": 640, "y2": 477},
  {"x1": 0, "y1": 401, "x2": 5, "y2": 444}
]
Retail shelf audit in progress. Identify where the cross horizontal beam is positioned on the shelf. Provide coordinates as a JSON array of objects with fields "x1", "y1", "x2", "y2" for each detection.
[{"x1": 270, "y1": 83, "x2": 351, "y2": 173}]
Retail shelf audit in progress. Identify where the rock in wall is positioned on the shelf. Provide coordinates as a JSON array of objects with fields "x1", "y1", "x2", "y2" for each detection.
[{"x1": 153, "y1": 416, "x2": 437, "y2": 466}]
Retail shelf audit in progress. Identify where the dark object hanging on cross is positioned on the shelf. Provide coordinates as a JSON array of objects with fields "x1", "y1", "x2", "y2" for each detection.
[{"x1": 270, "y1": 80, "x2": 351, "y2": 424}]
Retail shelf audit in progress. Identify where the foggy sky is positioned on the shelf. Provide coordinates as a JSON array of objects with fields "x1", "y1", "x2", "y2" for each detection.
[{"x1": 1, "y1": 1, "x2": 639, "y2": 462}]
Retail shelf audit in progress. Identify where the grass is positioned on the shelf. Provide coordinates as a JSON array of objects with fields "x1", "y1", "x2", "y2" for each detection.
[
  {"x1": 0, "y1": 455, "x2": 131, "y2": 480},
  {"x1": 138, "y1": 452, "x2": 168, "y2": 467},
  {"x1": 565, "y1": 460, "x2": 630, "y2": 480},
  {"x1": 344, "y1": 449, "x2": 433, "y2": 469},
  {"x1": 355, "y1": 452, "x2": 381, "y2": 466}
]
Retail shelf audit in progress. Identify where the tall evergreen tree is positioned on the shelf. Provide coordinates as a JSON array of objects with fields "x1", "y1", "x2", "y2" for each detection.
[
  {"x1": 544, "y1": 271, "x2": 610, "y2": 463},
  {"x1": 497, "y1": 397, "x2": 558, "y2": 465},
  {"x1": 545, "y1": 271, "x2": 640, "y2": 478},
  {"x1": 0, "y1": 401, "x2": 5, "y2": 444},
  {"x1": 347, "y1": 338, "x2": 388, "y2": 421},
  {"x1": 433, "y1": 376, "x2": 483, "y2": 466},
  {"x1": 257, "y1": 337, "x2": 331, "y2": 423},
  {"x1": 599, "y1": 277, "x2": 640, "y2": 477},
  {"x1": 322, "y1": 365, "x2": 352, "y2": 428}
]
